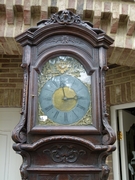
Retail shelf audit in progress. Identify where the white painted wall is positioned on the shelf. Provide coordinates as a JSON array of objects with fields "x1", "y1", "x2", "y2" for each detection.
[{"x1": 0, "y1": 108, "x2": 22, "y2": 180}]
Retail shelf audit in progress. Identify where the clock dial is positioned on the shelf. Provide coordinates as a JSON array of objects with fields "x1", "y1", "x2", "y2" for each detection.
[
  {"x1": 39, "y1": 74, "x2": 90, "y2": 125},
  {"x1": 38, "y1": 56, "x2": 92, "y2": 126}
]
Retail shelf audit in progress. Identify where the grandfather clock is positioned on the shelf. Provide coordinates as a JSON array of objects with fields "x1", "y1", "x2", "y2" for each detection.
[{"x1": 12, "y1": 10, "x2": 116, "y2": 180}]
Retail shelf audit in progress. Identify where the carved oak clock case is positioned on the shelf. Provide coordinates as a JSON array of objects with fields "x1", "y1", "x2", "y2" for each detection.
[{"x1": 12, "y1": 10, "x2": 116, "y2": 180}]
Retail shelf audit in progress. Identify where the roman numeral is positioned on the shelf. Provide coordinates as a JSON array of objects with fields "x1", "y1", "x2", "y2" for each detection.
[
  {"x1": 53, "y1": 111, "x2": 59, "y2": 119},
  {"x1": 52, "y1": 80, "x2": 58, "y2": 87},
  {"x1": 44, "y1": 88, "x2": 54, "y2": 92},
  {"x1": 44, "y1": 97, "x2": 51, "y2": 101},
  {"x1": 45, "y1": 105, "x2": 53, "y2": 112},
  {"x1": 76, "y1": 88, "x2": 83, "y2": 93},
  {"x1": 78, "y1": 96, "x2": 85, "y2": 100},
  {"x1": 72, "y1": 110, "x2": 79, "y2": 119},
  {"x1": 77, "y1": 104, "x2": 85, "y2": 111},
  {"x1": 64, "y1": 112, "x2": 68, "y2": 123}
]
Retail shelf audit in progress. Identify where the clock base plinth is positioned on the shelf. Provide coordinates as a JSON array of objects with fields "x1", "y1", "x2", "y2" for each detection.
[{"x1": 14, "y1": 136, "x2": 115, "y2": 180}]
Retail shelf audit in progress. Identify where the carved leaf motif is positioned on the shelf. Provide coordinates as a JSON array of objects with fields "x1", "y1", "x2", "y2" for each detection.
[
  {"x1": 43, "y1": 145, "x2": 86, "y2": 163},
  {"x1": 100, "y1": 165, "x2": 110, "y2": 180},
  {"x1": 45, "y1": 36, "x2": 84, "y2": 45},
  {"x1": 12, "y1": 64, "x2": 28, "y2": 143},
  {"x1": 37, "y1": 10, "x2": 92, "y2": 30},
  {"x1": 101, "y1": 69, "x2": 116, "y2": 145},
  {"x1": 46, "y1": 10, "x2": 79, "y2": 25}
]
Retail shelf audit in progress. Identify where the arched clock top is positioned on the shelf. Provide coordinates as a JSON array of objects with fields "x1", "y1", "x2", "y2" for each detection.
[
  {"x1": 15, "y1": 10, "x2": 113, "y2": 48},
  {"x1": 36, "y1": 55, "x2": 93, "y2": 127},
  {"x1": 34, "y1": 48, "x2": 97, "y2": 76}
]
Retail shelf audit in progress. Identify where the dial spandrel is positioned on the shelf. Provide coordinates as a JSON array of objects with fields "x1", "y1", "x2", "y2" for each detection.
[{"x1": 38, "y1": 56, "x2": 92, "y2": 126}]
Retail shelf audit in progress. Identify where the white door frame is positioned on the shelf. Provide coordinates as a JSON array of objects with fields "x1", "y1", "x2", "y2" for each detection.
[{"x1": 111, "y1": 102, "x2": 135, "y2": 180}]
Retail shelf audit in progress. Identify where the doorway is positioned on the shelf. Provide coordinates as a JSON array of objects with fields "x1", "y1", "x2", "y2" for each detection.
[{"x1": 111, "y1": 103, "x2": 135, "y2": 180}]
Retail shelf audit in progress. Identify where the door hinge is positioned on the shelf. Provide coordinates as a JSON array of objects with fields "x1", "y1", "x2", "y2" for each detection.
[{"x1": 117, "y1": 131, "x2": 123, "y2": 140}]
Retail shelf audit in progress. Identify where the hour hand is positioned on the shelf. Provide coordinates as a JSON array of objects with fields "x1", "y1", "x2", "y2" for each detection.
[
  {"x1": 60, "y1": 81, "x2": 67, "y2": 99},
  {"x1": 62, "y1": 86, "x2": 66, "y2": 98}
]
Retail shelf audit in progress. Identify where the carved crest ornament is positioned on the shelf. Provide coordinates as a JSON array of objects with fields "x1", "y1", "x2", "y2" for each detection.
[
  {"x1": 12, "y1": 10, "x2": 116, "y2": 180},
  {"x1": 37, "y1": 9, "x2": 93, "y2": 29}
]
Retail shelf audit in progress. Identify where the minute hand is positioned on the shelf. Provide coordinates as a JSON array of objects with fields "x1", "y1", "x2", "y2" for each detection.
[
  {"x1": 61, "y1": 85, "x2": 68, "y2": 101},
  {"x1": 60, "y1": 80, "x2": 67, "y2": 99},
  {"x1": 62, "y1": 86, "x2": 66, "y2": 97},
  {"x1": 66, "y1": 96, "x2": 78, "y2": 100},
  {"x1": 66, "y1": 96, "x2": 85, "y2": 100}
]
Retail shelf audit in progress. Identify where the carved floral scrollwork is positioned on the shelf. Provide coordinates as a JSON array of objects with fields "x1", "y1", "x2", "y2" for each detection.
[
  {"x1": 12, "y1": 62, "x2": 30, "y2": 144},
  {"x1": 45, "y1": 35, "x2": 84, "y2": 45},
  {"x1": 101, "y1": 68, "x2": 116, "y2": 145},
  {"x1": 19, "y1": 150, "x2": 30, "y2": 180},
  {"x1": 52, "y1": 10, "x2": 79, "y2": 25},
  {"x1": 37, "y1": 10, "x2": 92, "y2": 30},
  {"x1": 12, "y1": 143, "x2": 30, "y2": 180},
  {"x1": 12, "y1": 45, "x2": 31, "y2": 143},
  {"x1": 98, "y1": 145, "x2": 116, "y2": 180},
  {"x1": 43, "y1": 145, "x2": 86, "y2": 163},
  {"x1": 100, "y1": 165, "x2": 110, "y2": 180}
]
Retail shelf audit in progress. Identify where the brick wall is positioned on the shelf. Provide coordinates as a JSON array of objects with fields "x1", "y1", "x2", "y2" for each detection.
[
  {"x1": 0, "y1": 55, "x2": 23, "y2": 107},
  {"x1": 106, "y1": 65, "x2": 135, "y2": 107},
  {"x1": 1, "y1": 1, "x2": 135, "y2": 70}
]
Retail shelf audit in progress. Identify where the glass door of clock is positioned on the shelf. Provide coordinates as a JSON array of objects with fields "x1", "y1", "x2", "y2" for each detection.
[{"x1": 38, "y1": 56, "x2": 92, "y2": 126}]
